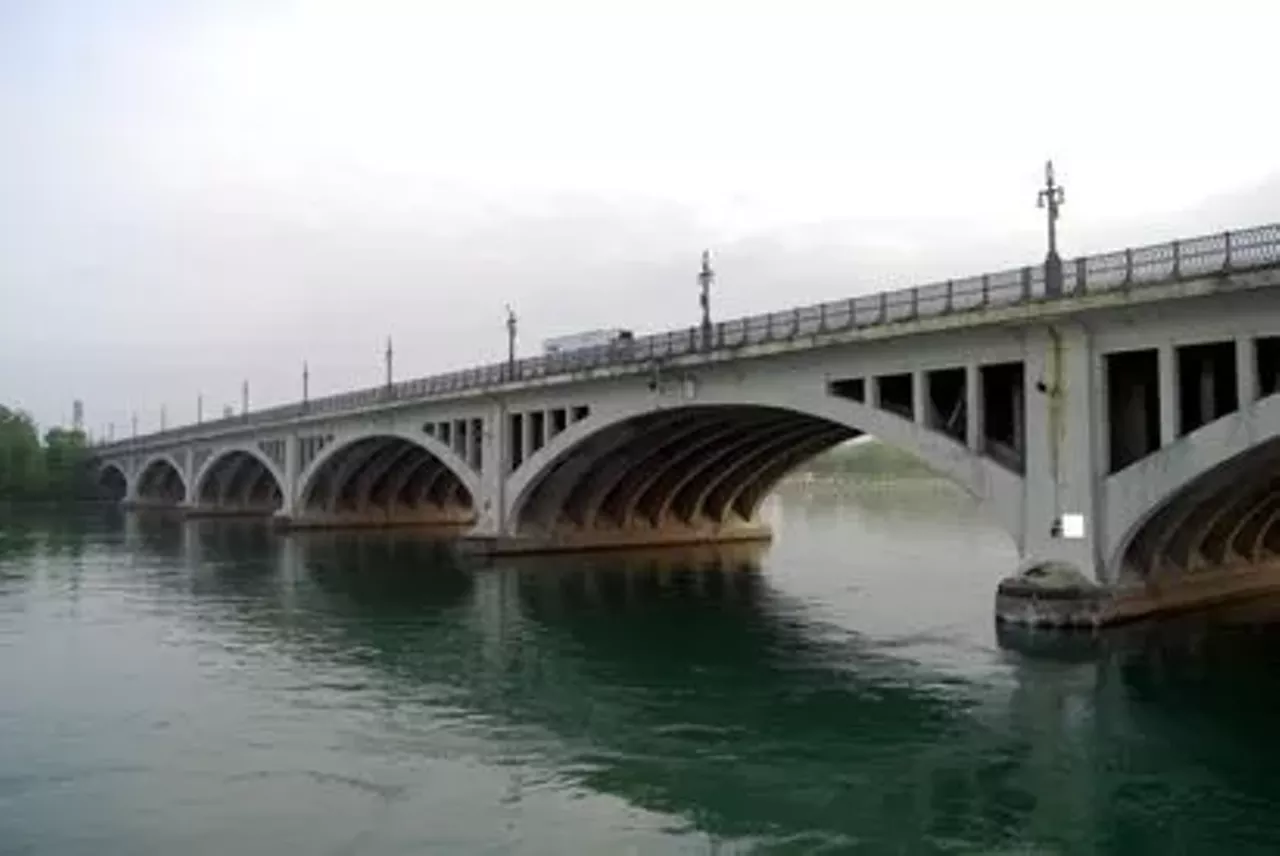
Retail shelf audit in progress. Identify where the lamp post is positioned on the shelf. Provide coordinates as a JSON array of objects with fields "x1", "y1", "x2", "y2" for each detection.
[
  {"x1": 302, "y1": 361, "x2": 310, "y2": 411},
  {"x1": 1037, "y1": 159, "x2": 1066, "y2": 297},
  {"x1": 505, "y1": 304, "x2": 517, "y2": 379},
  {"x1": 698, "y1": 249, "x2": 715, "y2": 350},
  {"x1": 241, "y1": 380, "x2": 249, "y2": 419},
  {"x1": 197, "y1": 393, "x2": 203, "y2": 425},
  {"x1": 384, "y1": 337, "x2": 394, "y2": 392},
  {"x1": 160, "y1": 405, "x2": 167, "y2": 432}
]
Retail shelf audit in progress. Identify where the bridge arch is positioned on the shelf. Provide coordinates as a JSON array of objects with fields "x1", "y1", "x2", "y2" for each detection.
[
  {"x1": 135, "y1": 453, "x2": 188, "y2": 504},
  {"x1": 505, "y1": 388, "x2": 1023, "y2": 545},
  {"x1": 96, "y1": 461, "x2": 128, "y2": 501},
  {"x1": 1105, "y1": 392, "x2": 1280, "y2": 578},
  {"x1": 193, "y1": 447, "x2": 286, "y2": 512},
  {"x1": 295, "y1": 429, "x2": 478, "y2": 526}
]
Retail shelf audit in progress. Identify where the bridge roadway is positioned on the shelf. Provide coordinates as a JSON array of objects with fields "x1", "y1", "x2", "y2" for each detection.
[{"x1": 93, "y1": 221, "x2": 1280, "y2": 626}]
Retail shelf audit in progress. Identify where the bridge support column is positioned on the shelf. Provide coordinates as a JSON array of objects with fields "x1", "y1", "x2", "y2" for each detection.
[
  {"x1": 467, "y1": 400, "x2": 512, "y2": 544},
  {"x1": 279, "y1": 433, "x2": 300, "y2": 519},
  {"x1": 1237, "y1": 335, "x2": 1257, "y2": 409},
  {"x1": 998, "y1": 323, "x2": 1110, "y2": 625},
  {"x1": 1158, "y1": 343, "x2": 1178, "y2": 446},
  {"x1": 124, "y1": 456, "x2": 140, "y2": 504},
  {"x1": 965, "y1": 363, "x2": 983, "y2": 451}
]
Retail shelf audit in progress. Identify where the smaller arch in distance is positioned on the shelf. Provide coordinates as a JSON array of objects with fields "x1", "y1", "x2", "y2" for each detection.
[
  {"x1": 296, "y1": 428, "x2": 480, "y2": 509},
  {"x1": 136, "y1": 453, "x2": 189, "y2": 503},
  {"x1": 193, "y1": 446, "x2": 286, "y2": 506},
  {"x1": 96, "y1": 462, "x2": 128, "y2": 501}
]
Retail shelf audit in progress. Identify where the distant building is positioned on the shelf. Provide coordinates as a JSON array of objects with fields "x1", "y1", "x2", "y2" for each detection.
[{"x1": 72, "y1": 400, "x2": 84, "y2": 431}]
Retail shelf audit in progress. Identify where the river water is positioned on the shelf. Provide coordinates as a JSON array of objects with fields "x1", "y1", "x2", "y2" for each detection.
[{"x1": 3, "y1": 479, "x2": 1280, "y2": 854}]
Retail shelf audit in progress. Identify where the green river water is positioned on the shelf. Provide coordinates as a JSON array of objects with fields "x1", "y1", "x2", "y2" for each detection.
[{"x1": 3, "y1": 479, "x2": 1280, "y2": 854}]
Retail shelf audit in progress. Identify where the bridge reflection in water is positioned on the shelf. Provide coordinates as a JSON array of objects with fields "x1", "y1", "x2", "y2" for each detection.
[{"x1": 97, "y1": 512, "x2": 1280, "y2": 852}]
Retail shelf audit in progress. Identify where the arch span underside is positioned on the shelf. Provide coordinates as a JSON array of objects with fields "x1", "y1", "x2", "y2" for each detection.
[
  {"x1": 194, "y1": 450, "x2": 284, "y2": 516},
  {"x1": 134, "y1": 458, "x2": 186, "y2": 506},
  {"x1": 292, "y1": 435, "x2": 475, "y2": 529},
  {"x1": 510, "y1": 405, "x2": 860, "y2": 549},
  {"x1": 96, "y1": 464, "x2": 127, "y2": 502},
  {"x1": 1120, "y1": 436, "x2": 1280, "y2": 579}
]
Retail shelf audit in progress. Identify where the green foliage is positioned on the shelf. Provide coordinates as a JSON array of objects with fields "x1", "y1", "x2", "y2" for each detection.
[
  {"x1": 0, "y1": 406, "x2": 91, "y2": 501},
  {"x1": 800, "y1": 439, "x2": 939, "y2": 480}
]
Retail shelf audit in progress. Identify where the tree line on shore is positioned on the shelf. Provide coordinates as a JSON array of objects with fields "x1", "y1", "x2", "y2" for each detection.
[
  {"x1": 0, "y1": 406, "x2": 93, "y2": 501},
  {"x1": 798, "y1": 438, "x2": 939, "y2": 479}
]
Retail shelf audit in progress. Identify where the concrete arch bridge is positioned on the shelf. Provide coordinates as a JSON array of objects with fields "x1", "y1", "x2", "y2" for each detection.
[{"x1": 93, "y1": 222, "x2": 1280, "y2": 624}]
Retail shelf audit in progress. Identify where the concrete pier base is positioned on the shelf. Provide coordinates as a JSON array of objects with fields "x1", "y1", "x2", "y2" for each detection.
[
  {"x1": 275, "y1": 506, "x2": 475, "y2": 532},
  {"x1": 121, "y1": 500, "x2": 185, "y2": 514},
  {"x1": 183, "y1": 505, "x2": 280, "y2": 520},
  {"x1": 996, "y1": 559, "x2": 1280, "y2": 628},
  {"x1": 461, "y1": 520, "x2": 774, "y2": 557}
]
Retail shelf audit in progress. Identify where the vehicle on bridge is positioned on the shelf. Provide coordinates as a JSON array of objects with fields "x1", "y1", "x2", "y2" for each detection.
[{"x1": 543, "y1": 328, "x2": 634, "y2": 356}]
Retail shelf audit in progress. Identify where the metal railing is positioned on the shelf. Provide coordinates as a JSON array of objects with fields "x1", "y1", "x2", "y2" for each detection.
[{"x1": 97, "y1": 221, "x2": 1280, "y2": 454}]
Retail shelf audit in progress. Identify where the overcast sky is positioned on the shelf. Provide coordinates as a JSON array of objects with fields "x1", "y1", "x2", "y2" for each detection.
[{"x1": 3, "y1": 0, "x2": 1279, "y2": 436}]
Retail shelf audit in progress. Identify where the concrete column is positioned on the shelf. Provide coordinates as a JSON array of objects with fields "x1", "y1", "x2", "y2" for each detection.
[
  {"x1": 471, "y1": 401, "x2": 510, "y2": 537},
  {"x1": 1012, "y1": 381, "x2": 1025, "y2": 458},
  {"x1": 1020, "y1": 323, "x2": 1105, "y2": 582},
  {"x1": 179, "y1": 448, "x2": 195, "y2": 509},
  {"x1": 522, "y1": 410, "x2": 536, "y2": 460},
  {"x1": 1158, "y1": 343, "x2": 1178, "y2": 445},
  {"x1": 1198, "y1": 361, "x2": 1216, "y2": 425},
  {"x1": 966, "y1": 363, "x2": 983, "y2": 452},
  {"x1": 124, "y1": 455, "x2": 140, "y2": 502},
  {"x1": 912, "y1": 371, "x2": 927, "y2": 425},
  {"x1": 870, "y1": 375, "x2": 883, "y2": 409},
  {"x1": 1237, "y1": 335, "x2": 1257, "y2": 410},
  {"x1": 280, "y1": 433, "x2": 300, "y2": 517}
]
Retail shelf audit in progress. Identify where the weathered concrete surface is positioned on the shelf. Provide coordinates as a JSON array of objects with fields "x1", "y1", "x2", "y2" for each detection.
[
  {"x1": 997, "y1": 559, "x2": 1280, "y2": 627},
  {"x1": 460, "y1": 519, "x2": 774, "y2": 557},
  {"x1": 278, "y1": 505, "x2": 474, "y2": 531},
  {"x1": 121, "y1": 499, "x2": 184, "y2": 512},
  {"x1": 184, "y1": 504, "x2": 280, "y2": 519}
]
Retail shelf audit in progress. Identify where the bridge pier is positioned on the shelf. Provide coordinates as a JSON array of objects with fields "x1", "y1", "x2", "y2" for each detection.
[
  {"x1": 461, "y1": 519, "x2": 774, "y2": 557},
  {"x1": 277, "y1": 505, "x2": 474, "y2": 531}
]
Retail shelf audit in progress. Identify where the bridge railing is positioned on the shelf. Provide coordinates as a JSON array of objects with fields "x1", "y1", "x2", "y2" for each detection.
[{"x1": 98, "y1": 221, "x2": 1280, "y2": 453}]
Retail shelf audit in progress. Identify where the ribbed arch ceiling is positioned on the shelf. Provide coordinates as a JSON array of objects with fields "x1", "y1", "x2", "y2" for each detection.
[
  {"x1": 302, "y1": 436, "x2": 473, "y2": 517},
  {"x1": 1121, "y1": 436, "x2": 1280, "y2": 577},
  {"x1": 517, "y1": 405, "x2": 859, "y2": 534},
  {"x1": 97, "y1": 466, "x2": 127, "y2": 501},
  {"x1": 136, "y1": 459, "x2": 186, "y2": 504},
  {"x1": 197, "y1": 451, "x2": 283, "y2": 511}
]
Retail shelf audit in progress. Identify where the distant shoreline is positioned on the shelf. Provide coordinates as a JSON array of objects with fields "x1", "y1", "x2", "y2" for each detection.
[{"x1": 792, "y1": 439, "x2": 940, "y2": 481}]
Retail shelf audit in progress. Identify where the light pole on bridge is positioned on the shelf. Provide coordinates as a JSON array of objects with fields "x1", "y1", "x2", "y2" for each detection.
[
  {"x1": 160, "y1": 405, "x2": 167, "y2": 432},
  {"x1": 385, "y1": 337, "x2": 394, "y2": 393},
  {"x1": 131, "y1": 413, "x2": 137, "y2": 440},
  {"x1": 197, "y1": 393, "x2": 203, "y2": 425},
  {"x1": 241, "y1": 380, "x2": 249, "y2": 419},
  {"x1": 696, "y1": 248, "x2": 716, "y2": 348},
  {"x1": 505, "y1": 305, "x2": 517, "y2": 379},
  {"x1": 384, "y1": 337, "x2": 394, "y2": 396},
  {"x1": 302, "y1": 361, "x2": 310, "y2": 410},
  {"x1": 1037, "y1": 159, "x2": 1066, "y2": 297}
]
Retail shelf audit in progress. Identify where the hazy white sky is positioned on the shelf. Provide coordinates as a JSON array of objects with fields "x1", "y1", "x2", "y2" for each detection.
[{"x1": 3, "y1": 0, "x2": 1279, "y2": 434}]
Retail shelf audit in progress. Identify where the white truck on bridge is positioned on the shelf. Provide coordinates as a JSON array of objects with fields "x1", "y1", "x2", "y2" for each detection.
[{"x1": 542, "y1": 328, "x2": 634, "y2": 356}]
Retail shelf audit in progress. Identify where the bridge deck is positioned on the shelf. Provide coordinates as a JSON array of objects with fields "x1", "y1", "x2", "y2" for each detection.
[{"x1": 96, "y1": 222, "x2": 1280, "y2": 453}]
